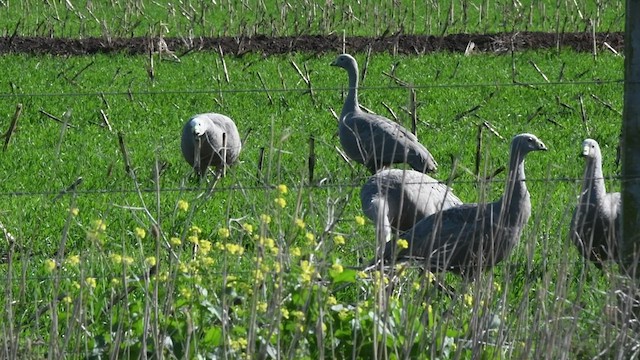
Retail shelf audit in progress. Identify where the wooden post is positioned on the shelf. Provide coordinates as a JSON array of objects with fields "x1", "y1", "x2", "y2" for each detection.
[{"x1": 621, "y1": 0, "x2": 640, "y2": 275}]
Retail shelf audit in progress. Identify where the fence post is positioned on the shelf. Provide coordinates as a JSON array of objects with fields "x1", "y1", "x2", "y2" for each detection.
[{"x1": 621, "y1": 0, "x2": 640, "y2": 275}]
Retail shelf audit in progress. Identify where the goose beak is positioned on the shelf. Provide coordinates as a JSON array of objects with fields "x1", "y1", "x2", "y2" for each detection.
[
  {"x1": 538, "y1": 140, "x2": 548, "y2": 151},
  {"x1": 581, "y1": 144, "x2": 590, "y2": 157}
]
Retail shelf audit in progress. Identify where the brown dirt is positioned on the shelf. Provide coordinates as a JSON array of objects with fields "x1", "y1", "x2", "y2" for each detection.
[{"x1": 0, "y1": 32, "x2": 624, "y2": 56}]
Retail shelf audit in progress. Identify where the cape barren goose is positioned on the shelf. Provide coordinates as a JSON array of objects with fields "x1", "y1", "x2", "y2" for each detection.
[
  {"x1": 570, "y1": 138, "x2": 621, "y2": 268},
  {"x1": 181, "y1": 113, "x2": 242, "y2": 177},
  {"x1": 382, "y1": 133, "x2": 547, "y2": 278},
  {"x1": 331, "y1": 53, "x2": 438, "y2": 174},
  {"x1": 361, "y1": 169, "x2": 463, "y2": 242}
]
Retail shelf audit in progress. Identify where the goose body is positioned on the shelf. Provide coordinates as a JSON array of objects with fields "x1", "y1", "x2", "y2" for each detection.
[
  {"x1": 384, "y1": 133, "x2": 547, "y2": 277},
  {"x1": 331, "y1": 54, "x2": 438, "y2": 174},
  {"x1": 570, "y1": 139, "x2": 620, "y2": 267},
  {"x1": 181, "y1": 113, "x2": 242, "y2": 176}
]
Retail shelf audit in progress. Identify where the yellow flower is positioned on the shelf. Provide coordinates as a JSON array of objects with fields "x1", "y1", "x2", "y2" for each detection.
[
  {"x1": 331, "y1": 262, "x2": 344, "y2": 274},
  {"x1": 257, "y1": 302, "x2": 268, "y2": 313},
  {"x1": 177, "y1": 199, "x2": 189, "y2": 212},
  {"x1": 277, "y1": 184, "x2": 288, "y2": 194},
  {"x1": 170, "y1": 237, "x2": 182, "y2": 246},
  {"x1": 338, "y1": 309, "x2": 350, "y2": 320},
  {"x1": 69, "y1": 207, "x2": 79, "y2": 216},
  {"x1": 180, "y1": 287, "x2": 192, "y2": 300},
  {"x1": 134, "y1": 227, "x2": 146, "y2": 239},
  {"x1": 333, "y1": 235, "x2": 345, "y2": 245},
  {"x1": 327, "y1": 296, "x2": 338, "y2": 306},
  {"x1": 201, "y1": 257, "x2": 214, "y2": 266},
  {"x1": 145, "y1": 256, "x2": 157, "y2": 267},
  {"x1": 225, "y1": 243, "x2": 244, "y2": 256},
  {"x1": 357, "y1": 271, "x2": 368, "y2": 279},
  {"x1": 188, "y1": 235, "x2": 199, "y2": 244},
  {"x1": 217, "y1": 227, "x2": 230, "y2": 239},
  {"x1": 397, "y1": 239, "x2": 409, "y2": 249},
  {"x1": 85, "y1": 277, "x2": 97, "y2": 289},
  {"x1": 274, "y1": 262, "x2": 281, "y2": 273},
  {"x1": 292, "y1": 310, "x2": 305, "y2": 320},
  {"x1": 92, "y1": 219, "x2": 107, "y2": 232},
  {"x1": 253, "y1": 268, "x2": 264, "y2": 282},
  {"x1": 464, "y1": 293, "x2": 473, "y2": 307},
  {"x1": 260, "y1": 214, "x2": 271, "y2": 224},
  {"x1": 230, "y1": 337, "x2": 247, "y2": 351},
  {"x1": 199, "y1": 240, "x2": 212, "y2": 255},
  {"x1": 72, "y1": 281, "x2": 81, "y2": 290},
  {"x1": 109, "y1": 253, "x2": 122, "y2": 265},
  {"x1": 425, "y1": 271, "x2": 436, "y2": 283},
  {"x1": 189, "y1": 226, "x2": 202, "y2": 235},
  {"x1": 300, "y1": 260, "x2": 314, "y2": 284},
  {"x1": 123, "y1": 256, "x2": 134, "y2": 265},
  {"x1": 62, "y1": 296, "x2": 73, "y2": 304},
  {"x1": 355, "y1": 216, "x2": 365, "y2": 226},
  {"x1": 44, "y1": 259, "x2": 57, "y2": 272},
  {"x1": 66, "y1": 255, "x2": 80, "y2": 266},
  {"x1": 281, "y1": 308, "x2": 290, "y2": 319},
  {"x1": 295, "y1": 218, "x2": 306, "y2": 229},
  {"x1": 291, "y1": 247, "x2": 301, "y2": 257},
  {"x1": 305, "y1": 232, "x2": 315, "y2": 245},
  {"x1": 274, "y1": 197, "x2": 286, "y2": 208},
  {"x1": 242, "y1": 223, "x2": 254, "y2": 234},
  {"x1": 493, "y1": 281, "x2": 502, "y2": 293}
]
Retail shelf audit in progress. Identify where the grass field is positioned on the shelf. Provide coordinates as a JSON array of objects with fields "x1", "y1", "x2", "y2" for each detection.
[
  {"x1": 0, "y1": 48, "x2": 630, "y2": 358},
  {"x1": 0, "y1": 0, "x2": 625, "y2": 38},
  {"x1": 0, "y1": 0, "x2": 635, "y2": 358}
]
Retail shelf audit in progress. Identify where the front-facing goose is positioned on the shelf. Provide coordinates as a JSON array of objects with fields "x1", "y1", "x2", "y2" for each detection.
[
  {"x1": 181, "y1": 113, "x2": 242, "y2": 177},
  {"x1": 331, "y1": 53, "x2": 438, "y2": 174},
  {"x1": 383, "y1": 133, "x2": 547, "y2": 278},
  {"x1": 570, "y1": 138, "x2": 620, "y2": 268}
]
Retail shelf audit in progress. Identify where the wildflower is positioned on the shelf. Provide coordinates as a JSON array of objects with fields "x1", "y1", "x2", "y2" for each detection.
[
  {"x1": 198, "y1": 240, "x2": 212, "y2": 255},
  {"x1": 66, "y1": 255, "x2": 80, "y2": 267},
  {"x1": 242, "y1": 223, "x2": 254, "y2": 234},
  {"x1": 188, "y1": 235, "x2": 199, "y2": 245},
  {"x1": 134, "y1": 227, "x2": 146, "y2": 239},
  {"x1": 123, "y1": 256, "x2": 134, "y2": 266},
  {"x1": 177, "y1": 199, "x2": 189, "y2": 212},
  {"x1": 274, "y1": 197, "x2": 287, "y2": 208},
  {"x1": 44, "y1": 259, "x2": 57, "y2": 272},
  {"x1": 290, "y1": 247, "x2": 301, "y2": 257},
  {"x1": 355, "y1": 216, "x2": 365, "y2": 226},
  {"x1": 225, "y1": 243, "x2": 244, "y2": 255},
  {"x1": 397, "y1": 239, "x2": 409, "y2": 249},
  {"x1": 62, "y1": 296, "x2": 73, "y2": 304},
  {"x1": 170, "y1": 237, "x2": 182, "y2": 246},
  {"x1": 305, "y1": 232, "x2": 315, "y2": 245},
  {"x1": 69, "y1": 207, "x2": 79, "y2": 216},
  {"x1": 72, "y1": 281, "x2": 81, "y2": 290},
  {"x1": 179, "y1": 287, "x2": 192, "y2": 300},
  {"x1": 277, "y1": 184, "x2": 288, "y2": 195},
  {"x1": 217, "y1": 227, "x2": 230, "y2": 239},
  {"x1": 357, "y1": 271, "x2": 368, "y2": 279},
  {"x1": 493, "y1": 281, "x2": 502, "y2": 293},
  {"x1": 189, "y1": 226, "x2": 202, "y2": 236},
  {"x1": 338, "y1": 309, "x2": 350, "y2": 320},
  {"x1": 291, "y1": 310, "x2": 305, "y2": 320},
  {"x1": 331, "y1": 262, "x2": 344, "y2": 274},
  {"x1": 253, "y1": 268, "x2": 265, "y2": 282},
  {"x1": 333, "y1": 235, "x2": 345, "y2": 245},
  {"x1": 201, "y1": 257, "x2": 214, "y2": 266},
  {"x1": 463, "y1": 293, "x2": 473, "y2": 307},
  {"x1": 295, "y1": 218, "x2": 306, "y2": 229},
  {"x1": 230, "y1": 337, "x2": 247, "y2": 351},
  {"x1": 260, "y1": 214, "x2": 271, "y2": 224},
  {"x1": 273, "y1": 262, "x2": 281, "y2": 273},
  {"x1": 425, "y1": 271, "x2": 436, "y2": 283},
  {"x1": 178, "y1": 262, "x2": 189, "y2": 274},
  {"x1": 92, "y1": 219, "x2": 107, "y2": 232},
  {"x1": 281, "y1": 308, "x2": 290, "y2": 319},
  {"x1": 327, "y1": 296, "x2": 338, "y2": 306},
  {"x1": 257, "y1": 302, "x2": 268, "y2": 313},
  {"x1": 85, "y1": 277, "x2": 97, "y2": 289},
  {"x1": 145, "y1": 256, "x2": 157, "y2": 267},
  {"x1": 300, "y1": 260, "x2": 314, "y2": 284},
  {"x1": 110, "y1": 253, "x2": 122, "y2": 265}
]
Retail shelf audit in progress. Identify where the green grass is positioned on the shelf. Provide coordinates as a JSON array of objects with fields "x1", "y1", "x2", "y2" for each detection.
[
  {"x1": 0, "y1": 0, "x2": 625, "y2": 38},
  {"x1": 0, "y1": 50, "x2": 630, "y2": 358}
]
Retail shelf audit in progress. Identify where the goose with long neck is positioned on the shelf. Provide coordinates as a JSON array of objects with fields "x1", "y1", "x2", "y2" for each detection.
[
  {"x1": 331, "y1": 53, "x2": 438, "y2": 174},
  {"x1": 570, "y1": 138, "x2": 620, "y2": 268},
  {"x1": 381, "y1": 133, "x2": 547, "y2": 278}
]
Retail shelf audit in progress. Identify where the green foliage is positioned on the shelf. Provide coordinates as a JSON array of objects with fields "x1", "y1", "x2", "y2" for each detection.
[
  {"x1": 0, "y1": 0, "x2": 625, "y2": 38},
  {"x1": 0, "y1": 50, "x2": 631, "y2": 358}
]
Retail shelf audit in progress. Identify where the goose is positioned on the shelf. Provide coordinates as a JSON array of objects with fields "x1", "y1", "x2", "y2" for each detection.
[
  {"x1": 331, "y1": 53, "x2": 438, "y2": 174},
  {"x1": 570, "y1": 138, "x2": 620, "y2": 268},
  {"x1": 361, "y1": 169, "x2": 462, "y2": 242},
  {"x1": 181, "y1": 113, "x2": 242, "y2": 177},
  {"x1": 382, "y1": 133, "x2": 547, "y2": 278}
]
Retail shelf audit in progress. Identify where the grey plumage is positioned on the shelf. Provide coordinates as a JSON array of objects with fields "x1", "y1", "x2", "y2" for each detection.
[
  {"x1": 181, "y1": 113, "x2": 242, "y2": 176},
  {"x1": 331, "y1": 54, "x2": 438, "y2": 174},
  {"x1": 383, "y1": 133, "x2": 547, "y2": 277},
  {"x1": 360, "y1": 169, "x2": 463, "y2": 242},
  {"x1": 570, "y1": 138, "x2": 620, "y2": 267}
]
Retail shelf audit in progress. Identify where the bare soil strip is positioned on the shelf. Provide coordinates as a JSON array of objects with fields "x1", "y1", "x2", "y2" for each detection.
[{"x1": 0, "y1": 32, "x2": 624, "y2": 56}]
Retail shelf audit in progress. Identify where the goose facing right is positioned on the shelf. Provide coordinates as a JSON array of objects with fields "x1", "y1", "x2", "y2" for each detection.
[
  {"x1": 383, "y1": 133, "x2": 547, "y2": 278},
  {"x1": 331, "y1": 53, "x2": 438, "y2": 174}
]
